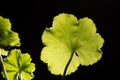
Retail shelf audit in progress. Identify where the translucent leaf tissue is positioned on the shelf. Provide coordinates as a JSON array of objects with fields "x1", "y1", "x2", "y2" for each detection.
[{"x1": 40, "y1": 13, "x2": 104, "y2": 75}]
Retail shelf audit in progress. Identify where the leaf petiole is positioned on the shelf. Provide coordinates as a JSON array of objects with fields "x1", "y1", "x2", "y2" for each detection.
[
  {"x1": 0, "y1": 50, "x2": 9, "y2": 80},
  {"x1": 16, "y1": 73, "x2": 22, "y2": 80},
  {"x1": 61, "y1": 52, "x2": 74, "y2": 80}
]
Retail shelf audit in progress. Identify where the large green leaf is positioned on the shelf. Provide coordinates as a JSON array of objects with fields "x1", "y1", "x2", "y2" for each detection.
[
  {"x1": 0, "y1": 16, "x2": 20, "y2": 55},
  {"x1": 2, "y1": 49, "x2": 35, "y2": 80},
  {"x1": 41, "y1": 13, "x2": 104, "y2": 75}
]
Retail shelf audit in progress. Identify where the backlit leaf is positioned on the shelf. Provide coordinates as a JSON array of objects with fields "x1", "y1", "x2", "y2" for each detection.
[
  {"x1": 41, "y1": 13, "x2": 104, "y2": 75},
  {"x1": 2, "y1": 49, "x2": 35, "y2": 80},
  {"x1": 0, "y1": 16, "x2": 20, "y2": 55},
  {"x1": 0, "y1": 48, "x2": 8, "y2": 56}
]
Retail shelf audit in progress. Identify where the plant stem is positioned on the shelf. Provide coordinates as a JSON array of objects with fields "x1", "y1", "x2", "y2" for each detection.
[
  {"x1": 0, "y1": 52, "x2": 9, "y2": 80},
  {"x1": 16, "y1": 73, "x2": 22, "y2": 80},
  {"x1": 61, "y1": 52, "x2": 74, "y2": 80},
  {"x1": 18, "y1": 73, "x2": 22, "y2": 80}
]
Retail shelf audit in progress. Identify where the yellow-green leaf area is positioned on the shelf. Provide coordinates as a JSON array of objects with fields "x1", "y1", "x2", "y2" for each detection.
[
  {"x1": 41, "y1": 13, "x2": 104, "y2": 75},
  {"x1": 0, "y1": 48, "x2": 8, "y2": 56},
  {"x1": 0, "y1": 16, "x2": 20, "y2": 55},
  {"x1": 2, "y1": 49, "x2": 35, "y2": 80}
]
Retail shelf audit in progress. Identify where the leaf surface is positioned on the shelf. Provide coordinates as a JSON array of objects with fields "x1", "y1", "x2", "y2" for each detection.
[
  {"x1": 41, "y1": 13, "x2": 104, "y2": 75},
  {"x1": 2, "y1": 49, "x2": 35, "y2": 80},
  {"x1": 0, "y1": 16, "x2": 20, "y2": 55}
]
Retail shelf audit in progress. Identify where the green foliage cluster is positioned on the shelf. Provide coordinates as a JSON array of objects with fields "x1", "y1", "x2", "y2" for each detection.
[
  {"x1": 0, "y1": 16, "x2": 35, "y2": 80},
  {"x1": 0, "y1": 13, "x2": 104, "y2": 80}
]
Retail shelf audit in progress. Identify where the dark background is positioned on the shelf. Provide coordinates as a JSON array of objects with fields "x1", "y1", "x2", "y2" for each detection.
[{"x1": 0, "y1": 0, "x2": 116, "y2": 80}]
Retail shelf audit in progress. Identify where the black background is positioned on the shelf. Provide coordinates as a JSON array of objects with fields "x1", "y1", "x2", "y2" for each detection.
[{"x1": 0, "y1": 0, "x2": 117, "y2": 80}]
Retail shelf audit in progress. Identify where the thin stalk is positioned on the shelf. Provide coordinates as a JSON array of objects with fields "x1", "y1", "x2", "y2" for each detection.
[
  {"x1": 61, "y1": 52, "x2": 74, "y2": 80},
  {"x1": 0, "y1": 52, "x2": 9, "y2": 80},
  {"x1": 16, "y1": 73, "x2": 22, "y2": 80}
]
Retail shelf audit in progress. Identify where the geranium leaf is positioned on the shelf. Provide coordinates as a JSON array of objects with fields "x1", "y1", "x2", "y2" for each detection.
[
  {"x1": 2, "y1": 49, "x2": 35, "y2": 80},
  {"x1": 0, "y1": 48, "x2": 8, "y2": 56},
  {"x1": 0, "y1": 16, "x2": 20, "y2": 55},
  {"x1": 40, "y1": 13, "x2": 104, "y2": 75}
]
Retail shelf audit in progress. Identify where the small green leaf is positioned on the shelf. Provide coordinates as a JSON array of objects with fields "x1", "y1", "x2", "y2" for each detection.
[
  {"x1": 2, "y1": 49, "x2": 35, "y2": 80},
  {"x1": 0, "y1": 16, "x2": 20, "y2": 55},
  {"x1": 0, "y1": 48, "x2": 8, "y2": 56},
  {"x1": 41, "y1": 13, "x2": 104, "y2": 75}
]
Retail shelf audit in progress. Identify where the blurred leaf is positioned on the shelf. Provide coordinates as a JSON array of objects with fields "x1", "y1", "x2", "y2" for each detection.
[
  {"x1": 0, "y1": 48, "x2": 8, "y2": 56},
  {"x1": 0, "y1": 16, "x2": 20, "y2": 55}
]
